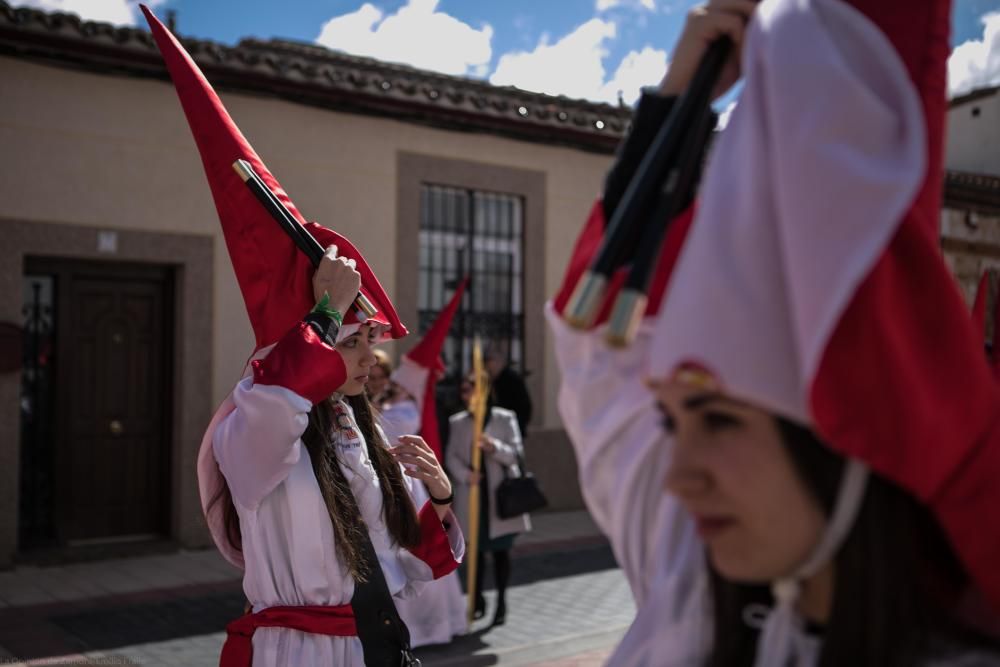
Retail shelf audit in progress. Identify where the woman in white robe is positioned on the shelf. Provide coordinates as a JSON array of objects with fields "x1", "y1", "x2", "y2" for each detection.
[
  {"x1": 548, "y1": 0, "x2": 1000, "y2": 664},
  {"x1": 207, "y1": 250, "x2": 465, "y2": 666},
  {"x1": 372, "y1": 350, "x2": 468, "y2": 648}
]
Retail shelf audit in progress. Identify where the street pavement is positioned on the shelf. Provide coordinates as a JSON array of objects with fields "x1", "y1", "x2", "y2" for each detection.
[{"x1": 0, "y1": 512, "x2": 634, "y2": 666}]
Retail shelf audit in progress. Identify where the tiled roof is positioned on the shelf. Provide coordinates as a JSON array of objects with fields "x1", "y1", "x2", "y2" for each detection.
[
  {"x1": 949, "y1": 85, "x2": 1000, "y2": 108},
  {"x1": 0, "y1": 1, "x2": 631, "y2": 153},
  {"x1": 944, "y1": 169, "x2": 1000, "y2": 215}
]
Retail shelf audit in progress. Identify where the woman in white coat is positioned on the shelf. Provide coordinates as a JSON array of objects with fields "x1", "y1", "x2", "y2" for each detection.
[{"x1": 446, "y1": 375, "x2": 531, "y2": 626}]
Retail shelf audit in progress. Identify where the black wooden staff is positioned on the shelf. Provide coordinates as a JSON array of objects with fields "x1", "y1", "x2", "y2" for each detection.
[
  {"x1": 232, "y1": 159, "x2": 378, "y2": 320},
  {"x1": 563, "y1": 38, "x2": 732, "y2": 338},
  {"x1": 605, "y1": 86, "x2": 718, "y2": 346}
]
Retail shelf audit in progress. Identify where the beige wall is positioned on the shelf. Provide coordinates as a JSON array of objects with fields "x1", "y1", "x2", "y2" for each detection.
[
  {"x1": 947, "y1": 92, "x2": 1000, "y2": 175},
  {"x1": 941, "y1": 207, "x2": 1000, "y2": 311},
  {"x1": 0, "y1": 55, "x2": 611, "y2": 432},
  {"x1": 0, "y1": 221, "x2": 215, "y2": 563}
]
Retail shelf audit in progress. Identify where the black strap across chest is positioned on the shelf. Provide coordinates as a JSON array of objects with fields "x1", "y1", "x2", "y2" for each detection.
[{"x1": 350, "y1": 519, "x2": 420, "y2": 667}]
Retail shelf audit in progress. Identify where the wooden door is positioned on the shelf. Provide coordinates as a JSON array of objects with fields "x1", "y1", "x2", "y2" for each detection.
[{"x1": 28, "y1": 259, "x2": 173, "y2": 545}]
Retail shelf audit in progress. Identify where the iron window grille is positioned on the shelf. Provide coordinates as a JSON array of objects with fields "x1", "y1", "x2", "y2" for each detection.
[{"x1": 418, "y1": 183, "x2": 525, "y2": 384}]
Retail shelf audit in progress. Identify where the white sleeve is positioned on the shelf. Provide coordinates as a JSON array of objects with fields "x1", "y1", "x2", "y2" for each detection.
[
  {"x1": 487, "y1": 412, "x2": 522, "y2": 468},
  {"x1": 212, "y1": 376, "x2": 311, "y2": 510},
  {"x1": 547, "y1": 304, "x2": 702, "y2": 607},
  {"x1": 379, "y1": 400, "x2": 421, "y2": 446}
]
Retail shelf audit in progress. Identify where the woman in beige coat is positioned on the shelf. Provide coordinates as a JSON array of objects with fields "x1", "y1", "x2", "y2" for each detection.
[{"x1": 446, "y1": 377, "x2": 531, "y2": 626}]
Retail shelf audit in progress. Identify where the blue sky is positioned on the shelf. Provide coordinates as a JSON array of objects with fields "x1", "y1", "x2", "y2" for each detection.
[{"x1": 12, "y1": 0, "x2": 1000, "y2": 104}]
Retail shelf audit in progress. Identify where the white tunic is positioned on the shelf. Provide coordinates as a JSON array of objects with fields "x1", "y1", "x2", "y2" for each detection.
[
  {"x1": 548, "y1": 306, "x2": 712, "y2": 666},
  {"x1": 547, "y1": 0, "x2": 1000, "y2": 661},
  {"x1": 213, "y1": 379, "x2": 463, "y2": 666},
  {"x1": 379, "y1": 399, "x2": 468, "y2": 648}
]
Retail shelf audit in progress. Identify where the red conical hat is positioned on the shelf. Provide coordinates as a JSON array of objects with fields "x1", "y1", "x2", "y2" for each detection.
[
  {"x1": 975, "y1": 269, "x2": 1000, "y2": 375},
  {"x1": 141, "y1": 5, "x2": 405, "y2": 352},
  {"x1": 405, "y1": 277, "x2": 468, "y2": 373},
  {"x1": 393, "y1": 278, "x2": 468, "y2": 460},
  {"x1": 142, "y1": 5, "x2": 408, "y2": 568},
  {"x1": 993, "y1": 275, "x2": 1000, "y2": 375},
  {"x1": 972, "y1": 270, "x2": 990, "y2": 340}
]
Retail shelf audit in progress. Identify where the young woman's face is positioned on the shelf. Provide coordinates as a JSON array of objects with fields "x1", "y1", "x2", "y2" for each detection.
[
  {"x1": 655, "y1": 380, "x2": 825, "y2": 583},
  {"x1": 336, "y1": 325, "x2": 379, "y2": 396},
  {"x1": 366, "y1": 364, "x2": 389, "y2": 398},
  {"x1": 459, "y1": 380, "x2": 473, "y2": 407}
]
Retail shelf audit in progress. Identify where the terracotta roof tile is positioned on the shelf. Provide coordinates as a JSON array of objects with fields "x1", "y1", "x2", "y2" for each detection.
[
  {"x1": 0, "y1": 0, "x2": 631, "y2": 153},
  {"x1": 949, "y1": 85, "x2": 1000, "y2": 108}
]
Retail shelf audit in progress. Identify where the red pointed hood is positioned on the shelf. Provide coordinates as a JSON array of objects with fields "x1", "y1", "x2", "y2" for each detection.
[
  {"x1": 405, "y1": 277, "x2": 468, "y2": 374},
  {"x1": 972, "y1": 271, "x2": 990, "y2": 337},
  {"x1": 392, "y1": 279, "x2": 467, "y2": 460},
  {"x1": 994, "y1": 283, "x2": 1000, "y2": 376},
  {"x1": 141, "y1": 5, "x2": 405, "y2": 351},
  {"x1": 973, "y1": 270, "x2": 1000, "y2": 374}
]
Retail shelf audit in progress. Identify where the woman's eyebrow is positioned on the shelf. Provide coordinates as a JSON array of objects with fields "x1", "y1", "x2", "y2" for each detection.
[{"x1": 682, "y1": 393, "x2": 745, "y2": 410}]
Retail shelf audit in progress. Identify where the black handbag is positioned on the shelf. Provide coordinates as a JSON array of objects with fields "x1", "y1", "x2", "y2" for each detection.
[{"x1": 495, "y1": 450, "x2": 549, "y2": 520}]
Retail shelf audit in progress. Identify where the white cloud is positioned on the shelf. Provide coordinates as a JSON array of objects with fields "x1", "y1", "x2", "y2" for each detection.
[
  {"x1": 598, "y1": 45, "x2": 667, "y2": 105},
  {"x1": 490, "y1": 19, "x2": 617, "y2": 100},
  {"x1": 490, "y1": 19, "x2": 666, "y2": 105},
  {"x1": 316, "y1": 0, "x2": 492, "y2": 77},
  {"x1": 948, "y1": 12, "x2": 1000, "y2": 97},
  {"x1": 716, "y1": 99, "x2": 737, "y2": 130},
  {"x1": 595, "y1": 0, "x2": 655, "y2": 12},
  {"x1": 7, "y1": 0, "x2": 161, "y2": 26}
]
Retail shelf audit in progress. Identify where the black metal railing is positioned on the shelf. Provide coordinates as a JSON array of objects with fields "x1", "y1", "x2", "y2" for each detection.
[{"x1": 418, "y1": 184, "x2": 525, "y2": 386}]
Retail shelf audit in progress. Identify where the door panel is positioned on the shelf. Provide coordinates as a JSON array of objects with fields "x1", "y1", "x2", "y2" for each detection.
[{"x1": 22, "y1": 259, "x2": 173, "y2": 548}]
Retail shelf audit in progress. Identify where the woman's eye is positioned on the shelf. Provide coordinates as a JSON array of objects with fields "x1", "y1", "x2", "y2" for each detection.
[
  {"x1": 660, "y1": 414, "x2": 676, "y2": 434},
  {"x1": 703, "y1": 412, "x2": 742, "y2": 431},
  {"x1": 342, "y1": 339, "x2": 357, "y2": 349}
]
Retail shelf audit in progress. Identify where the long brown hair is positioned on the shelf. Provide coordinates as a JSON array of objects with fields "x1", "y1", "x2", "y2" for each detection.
[
  {"x1": 707, "y1": 418, "x2": 1000, "y2": 666},
  {"x1": 210, "y1": 392, "x2": 421, "y2": 581}
]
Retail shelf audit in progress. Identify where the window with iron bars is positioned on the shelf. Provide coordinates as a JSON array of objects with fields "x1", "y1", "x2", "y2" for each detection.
[{"x1": 418, "y1": 184, "x2": 524, "y2": 384}]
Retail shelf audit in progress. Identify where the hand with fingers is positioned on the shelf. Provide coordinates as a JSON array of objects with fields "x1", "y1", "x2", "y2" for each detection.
[
  {"x1": 390, "y1": 435, "x2": 454, "y2": 518},
  {"x1": 659, "y1": 0, "x2": 758, "y2": 101},
  {"x1": 478, "y1": 434, "x2": 498, "y2": 455},
  {"x1": 312, "y1": 244, "x2": 361, "y2": 315}
]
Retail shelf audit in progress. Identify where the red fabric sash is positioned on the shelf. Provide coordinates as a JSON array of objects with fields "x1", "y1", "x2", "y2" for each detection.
[{"x1": 220, "y1": 604, "x2": 357, "y2": 667}]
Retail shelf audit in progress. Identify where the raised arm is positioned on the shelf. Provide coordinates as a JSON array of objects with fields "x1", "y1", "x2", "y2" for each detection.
[
  {"x1": 213, "y1": 245, "x2": 360, "y2": 510},
  {"x1": 548, "y1": 308, "x2": 701, "y2": 604},
  {"x1": 549, "y1": 0, "x2": 755, "y2": 605}
]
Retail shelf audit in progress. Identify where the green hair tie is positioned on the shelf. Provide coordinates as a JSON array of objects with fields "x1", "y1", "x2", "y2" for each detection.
[{"x1": 312, "y1": 292, "x2": 344, "y2": 328}]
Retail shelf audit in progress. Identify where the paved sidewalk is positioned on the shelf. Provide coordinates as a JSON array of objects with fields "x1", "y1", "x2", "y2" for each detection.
[
  {"x1": 0, "y1": 551, "x2": 241, "y2": 609},
  {"x1": 527, "y1": 646, "x2": 616, "y2": 666},
  {"x1": 0, "y1": 545, "x2": 630, "y2": 666},
  {"x1": 0, "y1": 510, "x2": 629, "y2": 666},
  {"x1": 0, "y1": 510, "x2": 603, "y2": 609}
]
